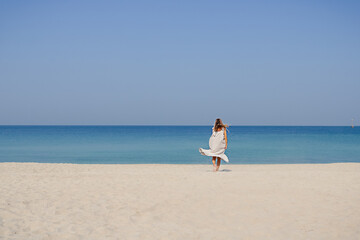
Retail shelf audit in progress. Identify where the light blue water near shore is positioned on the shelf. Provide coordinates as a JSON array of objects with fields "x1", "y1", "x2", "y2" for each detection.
[{"x1": 0, "y1": 126, "x2": 359, "y2": 164}]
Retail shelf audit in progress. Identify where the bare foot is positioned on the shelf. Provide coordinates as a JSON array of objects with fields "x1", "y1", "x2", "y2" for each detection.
[{"x1": 215, "y1": 167, "x2": 220, "y2": 171}]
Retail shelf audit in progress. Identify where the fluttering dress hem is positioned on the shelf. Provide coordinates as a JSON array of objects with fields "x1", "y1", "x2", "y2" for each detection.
[{"x1": 199, "y1": 148, "x2": 229, "y2": 163}]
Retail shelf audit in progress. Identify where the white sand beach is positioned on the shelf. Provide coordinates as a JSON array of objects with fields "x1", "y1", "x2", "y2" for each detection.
[{"x1": 1, "y1": 163, "x2": 359, "y2": 240}]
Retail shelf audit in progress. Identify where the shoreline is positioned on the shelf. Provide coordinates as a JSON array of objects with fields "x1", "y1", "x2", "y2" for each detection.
[
  {"x1": 2, "y1": 162, "x2": 359, "y2": 165},
  {"x1": 1, "y1": 162, "x2": 360, "y2": 239}
]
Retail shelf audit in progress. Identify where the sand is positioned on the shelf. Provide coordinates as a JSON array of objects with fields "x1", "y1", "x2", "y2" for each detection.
[{"x1": 0, "y1": 163, "x2": 360, "y2": 240}]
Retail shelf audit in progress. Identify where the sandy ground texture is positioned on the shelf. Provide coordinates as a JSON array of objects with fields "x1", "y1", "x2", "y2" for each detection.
[{"x1": 0, "y1": 163, "x2": 360, "y2": 240}]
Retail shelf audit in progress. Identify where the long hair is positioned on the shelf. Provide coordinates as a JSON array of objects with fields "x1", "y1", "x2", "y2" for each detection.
[{"x1": 214, "y1": 118, "x2": 228, "y2": 131}]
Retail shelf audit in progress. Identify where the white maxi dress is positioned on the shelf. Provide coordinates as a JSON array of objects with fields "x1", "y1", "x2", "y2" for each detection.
[{"x1": 199, "y1": 128, "x2": 229, "y2": 163}]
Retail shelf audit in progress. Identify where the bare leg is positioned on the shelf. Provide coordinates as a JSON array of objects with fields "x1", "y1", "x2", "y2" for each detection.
[
  {"x1": 212, "y1": 157, "x2": 216, "y2": 172},
  {"x1": 216, "y1": 157, "x2": 221, "y2": 171}
]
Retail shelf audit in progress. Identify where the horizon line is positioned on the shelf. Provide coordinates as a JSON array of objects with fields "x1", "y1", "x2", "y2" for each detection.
[{"x1": 0, "y1": 124, "x2": 354, "y2": 127}]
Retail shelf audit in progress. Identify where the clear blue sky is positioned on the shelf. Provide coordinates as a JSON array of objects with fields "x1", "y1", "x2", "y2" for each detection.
[{"x1": 0, "y1": 0, "x2": 359, "y2": 125}]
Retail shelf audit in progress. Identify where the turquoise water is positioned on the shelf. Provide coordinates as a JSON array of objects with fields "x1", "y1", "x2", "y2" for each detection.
[{"x1": 0, "y1": 126, "x2": 359, "y2": 164}]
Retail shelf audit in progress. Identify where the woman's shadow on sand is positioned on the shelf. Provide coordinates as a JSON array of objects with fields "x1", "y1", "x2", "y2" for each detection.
[{"x1": 206, "y1": 169, "x2": 232, "y2": 172}]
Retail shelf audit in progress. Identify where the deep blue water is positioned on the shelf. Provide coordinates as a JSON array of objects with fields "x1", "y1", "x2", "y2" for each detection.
[{"x1": 0, "y1": 126, "x2": 359, "y2": 164}]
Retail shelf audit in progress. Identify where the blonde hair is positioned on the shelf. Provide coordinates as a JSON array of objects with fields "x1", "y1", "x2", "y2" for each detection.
[{"x1": 214, "y1": 118, "x2": 228, "y2": 131}]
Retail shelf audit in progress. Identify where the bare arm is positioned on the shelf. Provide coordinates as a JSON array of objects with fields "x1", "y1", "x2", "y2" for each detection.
[{"x1": 224, "y1": 128, "x2": 228, "y2": 149}]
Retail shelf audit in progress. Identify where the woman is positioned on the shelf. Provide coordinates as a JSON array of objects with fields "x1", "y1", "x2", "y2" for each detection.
[{"x1": 199, "y1": 118, "x2": 229, "y2": 171}]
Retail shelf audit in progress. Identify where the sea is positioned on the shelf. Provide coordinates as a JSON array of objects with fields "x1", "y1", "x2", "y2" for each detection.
[{"x1": 0, "y1": 126, "x2": 359, "y2": 164}]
